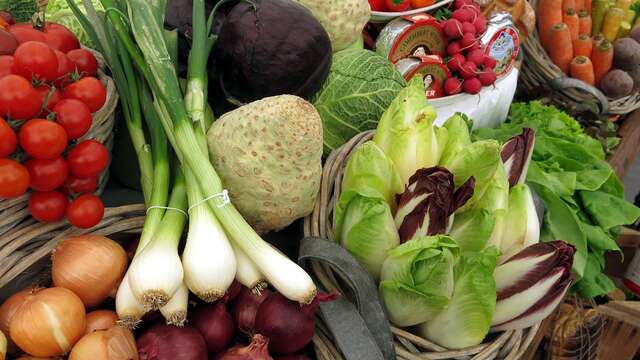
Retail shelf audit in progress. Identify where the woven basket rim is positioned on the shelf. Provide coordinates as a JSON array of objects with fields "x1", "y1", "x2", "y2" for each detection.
[{"x1": 303, "y1": 131, "x2": 541, "y2": 360}]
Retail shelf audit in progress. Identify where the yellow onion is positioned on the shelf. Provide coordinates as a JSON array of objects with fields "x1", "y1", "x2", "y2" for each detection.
[
  {"x1": 69, "y1": 326, "x2": 138, "y2": 360},
  {"x1": 85, "y1": 310, "x2": 118, "y2": 334},
  {"x1": 52, "y1": 235, "x2": 128, "y2": 307},
  {"x1": 0, "y1": 288, "x2": 39, "y2": 357},
  {"x1": 10, "y1": 287, "x2": 86, "y2": 357},
  {"x1": 1, "y1": 329, "x2": 6, "y2": 360},
  {"x1": 16, "y1": 357, "x2": 62, "y2": 360}
]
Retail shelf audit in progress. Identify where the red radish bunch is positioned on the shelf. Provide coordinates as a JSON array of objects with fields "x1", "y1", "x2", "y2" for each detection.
[
  {"x1": 0, "y1": 21, "x2": 108, "y2": 229},
  {"x1": 441, "y1": 0, "x2": 498, "y2": 95}
]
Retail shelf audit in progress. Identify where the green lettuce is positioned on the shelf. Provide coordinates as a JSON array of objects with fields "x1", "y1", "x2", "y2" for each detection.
[
  {"x1": 45, "y1": 0, "x2": 104, "y2": 46},
  {"x1": 418, "y1": 247, "x2": 499, "y2": 349},
  {"x1": 379, "y1": 236, "x2": 459, "y2": 326},
  {"x1": 0, "y1": 0, "x2": 37, "y2": 22},
  {"x1": 373, "y1": 76, "x2": 447, "y2": 185},
  {"x1": 499, "y1": 184, "x2": 540, "y2": 261},
  {"x1": 449, "y1": 209, "x2": 495, "y2": 252},
  {"x1": 440, "y1": 114, "x2": 472, "y2": 165},
  {"x1": 313, "y1": 48, "x2": 406, "y2": 154}
]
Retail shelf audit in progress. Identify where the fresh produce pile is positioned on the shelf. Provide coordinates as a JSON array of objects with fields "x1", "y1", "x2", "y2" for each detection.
[
  {"x1": 537, "y1": 0, "x2": 640, "y2": 98},
  {"x1": 369, "y1": 0, "x2": 439, "y2": 12},
  {"x1": 476, "y1": 101, "x2": 640, "y2": 298},
  {"x1": 0, "y1": 234, "x2": 321, "y2": 359},
  {"x1": 333, "y1": 77, "x2": 576, "y2": 349},
  {"x1": 0, "y1": 12, "x2": 109, "y2": 229}
]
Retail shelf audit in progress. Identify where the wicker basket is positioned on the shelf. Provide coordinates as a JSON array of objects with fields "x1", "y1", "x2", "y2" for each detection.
[
  {"x1": 0, "y1": 53, "x2": 119, "y2": 237},
  {"x1": 519, "y1": 0, "x2": 640, "y2": 115},
  {"x1": 303, "y1": 131, "x2": 542, "y2": 360}
]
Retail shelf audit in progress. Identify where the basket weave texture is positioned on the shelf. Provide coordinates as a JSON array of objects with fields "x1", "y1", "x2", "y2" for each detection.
[
  {"x1": 519, "y1": 0, "x2": 640, "y2": 115},
  {"x1": 304, "y1": 131, "x2": 541, "y2": 360}
]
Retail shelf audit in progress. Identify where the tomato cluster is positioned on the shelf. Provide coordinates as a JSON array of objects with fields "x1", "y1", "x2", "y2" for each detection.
[{"x1": 0, "y1": 15, "x2": 107, "y2": 229}]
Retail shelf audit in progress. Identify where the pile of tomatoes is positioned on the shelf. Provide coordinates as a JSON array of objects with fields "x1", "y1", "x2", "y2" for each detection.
[
  {"x1": 0, "y1": 13, "x2": 109, "y2": 229},
  {"x1": 369, "y1": 0, "x2": 437, "y2": 12}
]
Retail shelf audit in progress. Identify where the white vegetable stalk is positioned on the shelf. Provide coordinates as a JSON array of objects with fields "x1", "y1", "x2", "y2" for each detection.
[
  {"x1": 231, "y1": 239, "x2": 267, "y2": 292},
  {"x1": 160, "y1": 283, "x2": 189, "y2": 326},
  {"x1": 183, "y1": 169, "x2": 236, "y2": 302},
  {"x1": 115, "y1": 273, "x2": 147, "y2": 329},
  {"x1": 499, "y1": 184, "x2": 540, "y2": 262}
]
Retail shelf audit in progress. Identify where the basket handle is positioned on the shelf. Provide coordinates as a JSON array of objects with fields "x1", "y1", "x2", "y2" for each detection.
[
  {"x1": 548, "y1": 77, "x2": 610, "y2": 115},
  {"x1": 299, "y1": 237, "x2": 396, "y2": 360}
]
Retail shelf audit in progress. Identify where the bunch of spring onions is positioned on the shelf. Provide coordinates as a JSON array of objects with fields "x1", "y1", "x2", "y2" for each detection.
[{"x1": 66, "y1": 0, "x2": 316, "y2": 328}]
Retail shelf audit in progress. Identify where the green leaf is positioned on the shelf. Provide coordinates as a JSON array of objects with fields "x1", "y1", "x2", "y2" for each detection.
[
  {"x1": 448, "y1": 209, "x2": 495, "y2": 252},
  {"x1": 440, "y1": 114, "x2": 472, "y2": 166},
  {"x1": 527, "y1": 161, "x2": 576, "y2": 197},
  {"x1": 578, "y1": 190, "x2": 640, "y2": 230},
  {"x1": 573, "y1": 253, "x2": 617, "y2": 298}
]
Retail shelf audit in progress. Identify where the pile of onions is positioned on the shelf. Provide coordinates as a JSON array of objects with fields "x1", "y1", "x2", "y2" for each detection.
[
  {"x1": 137, "y1": 323, "x2": 207, "y2": 360},
  {"x1": 190, "y1": 303, "x2": 234, "y2": 354},
  {"x1": 216, "y1": 334, "x2": 272, "y2": 360},
  {"x1": 52, "y1": 235, "x2": 128, "y2": 307},
  {"x1": 85, "y1": 310, "x2": 118, "y2": 334},
  {"x1": 69, "y1": 326, "x2": 138, "y2": 360},
  {"x1": 0, "y1": 288, "x2": 34, "y2": 356},
  {"x1": 10, "y1": 287, "x2": 86, "y2": 357},
  {"x1": 0, "y1": 329, "x2": 6, "y2": 360},
  {"x1": 232, "y1": 287, "x2": 271, "y2": 334},
  {"x1": 273, "y1": 355, "x2": 311, "y2": 360}
]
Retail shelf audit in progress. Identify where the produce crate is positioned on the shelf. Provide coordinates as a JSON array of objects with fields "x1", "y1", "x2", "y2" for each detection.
[
  {"x1": 519, "y1": 0, "x2": 640, "y2": 115},
  {"x1": 303, "y1": 131, "x2": 542, "y2": 360},
  {"x1": 597, "y1": 301, "x2": 640, "y2": 359}
]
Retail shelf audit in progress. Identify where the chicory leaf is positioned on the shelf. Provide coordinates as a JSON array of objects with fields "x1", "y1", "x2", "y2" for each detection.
[
  {"x1": 448, "y1": 209, "x2": 495, "y2": 252},
  {"x1": 440, "y1": 114, "x2": 472, "y2": 166},
  {"x1": 501, "y1": 128, "x2": 535, "y2": 187}
]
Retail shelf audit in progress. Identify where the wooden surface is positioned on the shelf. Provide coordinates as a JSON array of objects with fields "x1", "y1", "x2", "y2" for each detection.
[
  {"x1": 597, "y1": 302, "x2": 640, "y2": 360},
  {"x1": 609, "y1": 109, "x2": 640, "y2": 180}
]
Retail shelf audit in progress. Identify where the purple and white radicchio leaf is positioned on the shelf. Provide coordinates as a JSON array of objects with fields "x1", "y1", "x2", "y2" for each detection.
[
  {"x1": 501, "y1": 128, "x2": 535, "y2": 187},
  {"x1": 395, "y1": 167, "x2": 475, "y2": 243},
  {"x1": 490, "y1": 241, "x2": 575, "y2": 331}
]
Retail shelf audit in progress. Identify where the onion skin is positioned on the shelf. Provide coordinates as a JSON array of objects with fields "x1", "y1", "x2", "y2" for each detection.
[
  {"x1": 10, "y1": 287, "x2": 86, "y2": 357},
  {"x1": 69, "y1": 326, "x2": 138, "y2": 360},
  {"x1": 190, "y1": 303, "x2": 234, "y2": 354},
  {"x1": 137, "y1": 323, "x2": 207, "y2": 360},
  {"x1": 52, "y1": 235, "x2": 128, "y2": 308},
  {"x1": 274, "y1": 355, "x2": 311, "y2": 360},
  {"x1": 214, "y1": 334, "x2": 272, "y2": 360},
  {"x1": 0, "y1": 329, "x2": 6, "y2": 360},
  {"x1": 85, "y1": 310, "x2": 118, "y2": 334},
  {"x1": 220, "y1": 281, "x2": 242, "y2": 304},
  {"x1": 231, "y1": 287, "x2": 272, "y2": 334},
  {"x1": 0, "y1": 288, "x2": 36, "y2": 356}
]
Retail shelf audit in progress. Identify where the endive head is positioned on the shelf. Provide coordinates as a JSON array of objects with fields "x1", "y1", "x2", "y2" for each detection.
[{"x1": 501, "y1": 128, "x2": 535, "y2": 187}]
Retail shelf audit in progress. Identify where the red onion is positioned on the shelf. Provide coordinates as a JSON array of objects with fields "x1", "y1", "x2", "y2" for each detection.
[
  {"x1": 254, "y1": 292, "x2": 337, "y2": 354},
  {"x1": 190, "y1": 302, "x2": 234, "y2": 354},
  {"x1": 221, "y1": 281, "x2": 242, "y2": 304},
  {"x1": 215, "y1": 334, "x2": 272, "y2": 360},
  {"x1": 274, "y1": 354, "x2": 311, "y2": 360},
  {"x1": 137, "y1": 323, "x2": 207, "y2": 360},
  {"x1": 232, "y1": 286, "x2": 272, "y2": 333}
]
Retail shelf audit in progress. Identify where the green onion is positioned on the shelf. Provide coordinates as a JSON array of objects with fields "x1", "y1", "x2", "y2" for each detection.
[{"x1": 160, "y1": 282, "x2": 189, "y2": 326}]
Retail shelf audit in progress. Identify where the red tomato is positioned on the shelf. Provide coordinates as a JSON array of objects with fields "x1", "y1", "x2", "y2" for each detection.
[
  {"x1": 66, "y1": 194, "x2": 104, "y2": 228},
  {"x1": 0, "y1": 158, "x2": 29, "y2": 198},
  {"x1": 25, "y1": 156, "x2": 68, "y2": 191},
  {"x1": 67, "y1": 140, "x2": 109, "y2": 178},
  {"x1": 42, "y1": 23, "x2": 80, "y2": 53},
  {"x1": 385, "y1": 0, "x2": 411, "y2": 10},
  {"x1": 66, "y1": 49, "x2": 98, "y2": 77},
  {"x1": 8, "y1": 24, "x2": 45, "y2": 44},
  {"x1": 19, "y1": 119, "x2": 68, "y2": 159},
  {"x1": 64, "y1": 174, "x2": 98, "y2": 195},
  {"x1": 53, "y1": 99, "x2": 92, "y2": 139},
  {"x1": 53, "y1": 49, "x2": 74, "y2": 88},
  {"x1": 0, "y1": 117, "x2": 16, "y2": 157},
  {"x1": 35, "y1": 85, "x2": 62, "y2": 114},
  {"x1": 369, "y1": 0, "x2": 388, "y2": 11},
  {"x1": 0, "y1": 75, "x2": 41, "y2": 120},
  {"x1": 0, "y1": 55, "x2": 13, "y2": 78},
  {"x1": 12, "y1": 41, "x2": 59, "y2": 82},
  {"x1": 29, "y1": 190, "x2": 68, "y2": 222},
  {"x1": 0, "y1": 28, "x2": 18, "y2": 56},
  {"x1": 63, "y1": 77, "x2": 106, "y2": 112}
]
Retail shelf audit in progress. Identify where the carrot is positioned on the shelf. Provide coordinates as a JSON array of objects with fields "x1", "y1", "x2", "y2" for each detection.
[
  {"x1": 615, "y1": 0, "x2": 632, "y2": 10},
  {"x1": 548, "y1": 23, "x2": 574, "y2": 74},
  {"x1": 538, "y1": 0, "x2": 565, "y2": 46},
  {"x1": 570, "y1": 56, "x2": 596, "y2": 85},
  {"x1": 585, "y1": 0, "x2": 593, "y2": 12},
  {"x1": 618, "y1": 20, "x2": 632, "y2": 37},
  {"x1": 592, "y1": 39, "x2": 614, "y2": 85},
  {"x1": 565, "y1": 9, "x2": 581, "y2": 40},
  {"x1": 564, "y1": 0, "x2": 577, "y2": 11},
  {"x1": 593, "y1": 32, "x2": 605, "y2": 48},
  {"x1": 573, "y1": 34, "x2": 593, "y2": 56},
  {"x1": 576, "y1": 0, "x2": 585, "y2": 10},
  {"x1": 579, "y1": 9, "x2": 592, "y2": 35},
  {"x1": 592, "y1": 0, "x2": 610, "y2": 34},
  {"x1": 601, "y1": 7, "x2": 625, "y2": 41}
]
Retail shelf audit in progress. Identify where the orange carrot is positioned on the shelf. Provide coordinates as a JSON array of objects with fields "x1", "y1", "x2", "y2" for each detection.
[
  {"x1": 563, "y1": 0, "x2": 576, "y2": 12},
  {"x1": 592, "y1": 39, "x2": 613, "y2": 85},
  {"x1": 575, "y1": 0, "x2": 585, "y2": 10},
  {"x1": 539, "y1": 0, "x2": 565, "y2": 46},
  {"x1": 584, "y1": 0, "x2": 592, "y2": 12},
  {"x1": 570, "y1": 56, "x2": 596, "y2": 85},
  {"x1": 573, "y1": 34, "x2": 593, "y2": 56},
  {"x1": 593, "y1": 33, "x2": 605, "y2": 48},
  {"x1": 548, "y1": 23, "x2": 574, "y2": 74},
  {"x1": 578, "y1": 9, "x2": 592, "y2": 35},
  {"x1": 565, "y1": 9, "x2": 580, "y2": 40}
]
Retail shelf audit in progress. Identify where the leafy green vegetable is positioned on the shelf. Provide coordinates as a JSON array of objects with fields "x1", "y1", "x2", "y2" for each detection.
[
  {"x1": 0, "y1": 0, "x2": 38, "y2": 22},
  {"x1": 440, "y1": 114, "x2": 472, "y2": 166},
  {"x1": 418, "y1": 247, "x2": 499, "y2": 349},
  {"x1": 499, "y1": 184, "x2": 540, "y2": 260},
  {"x1": 45, "y1": 0, "x2": 104, "y2": 46},
  {"x1": 313, "y1": 48, "x2": 406, "y2": 154},
  {"x1": 449, "y1": 209, "x2": 495, "y2": 252},
  {"x1": 373, "y1": 76, "x2": 445, "y2": 185},
  {"x1": 379, "y1": 236, "x2": 459, "y2": 326}
]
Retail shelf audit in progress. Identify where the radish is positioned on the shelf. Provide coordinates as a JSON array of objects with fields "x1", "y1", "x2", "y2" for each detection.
[
  {"x1": 483, "y1": 56, "x2": 497, "y2": 69},
  {"x1": 463, "y1": 77, "x2": 482, "y2": 94},
  {"x1": 459, "y1": 61, "x2": 477, "y2": 79},
  {"x1": 466, "y1": 49, "x2": 485, "y2": 66},
  {"x1": 444, "y1": 77, "x2": 463, "y2": 95},
  {"x1": 455, "y1": 0, "x2": 472, "y2": 8},
  {"x1": 478, "y1": 70, "x2": 497, "y2": 86},
  {"x1": 444, "y1": 19, "x2": 464, "y2": 39},
  {"x1": 461, "y1": 22, "x2": 476, "y2": 35},
  {"x1": 460, "y1": 33, "x2": 477, "y2": 49},
  {"x1": 447, "y1": 41, "x2": 462, "y2": 56},
  {"x1": 473, "y1": 16, "x2": 487, "y2": 34},
  {"x1": 447, "y1": 53, "x2": 466, "y2": 72},
  {"x1": 452, "y1": 9, "x2": 474, "y2": 22}
]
